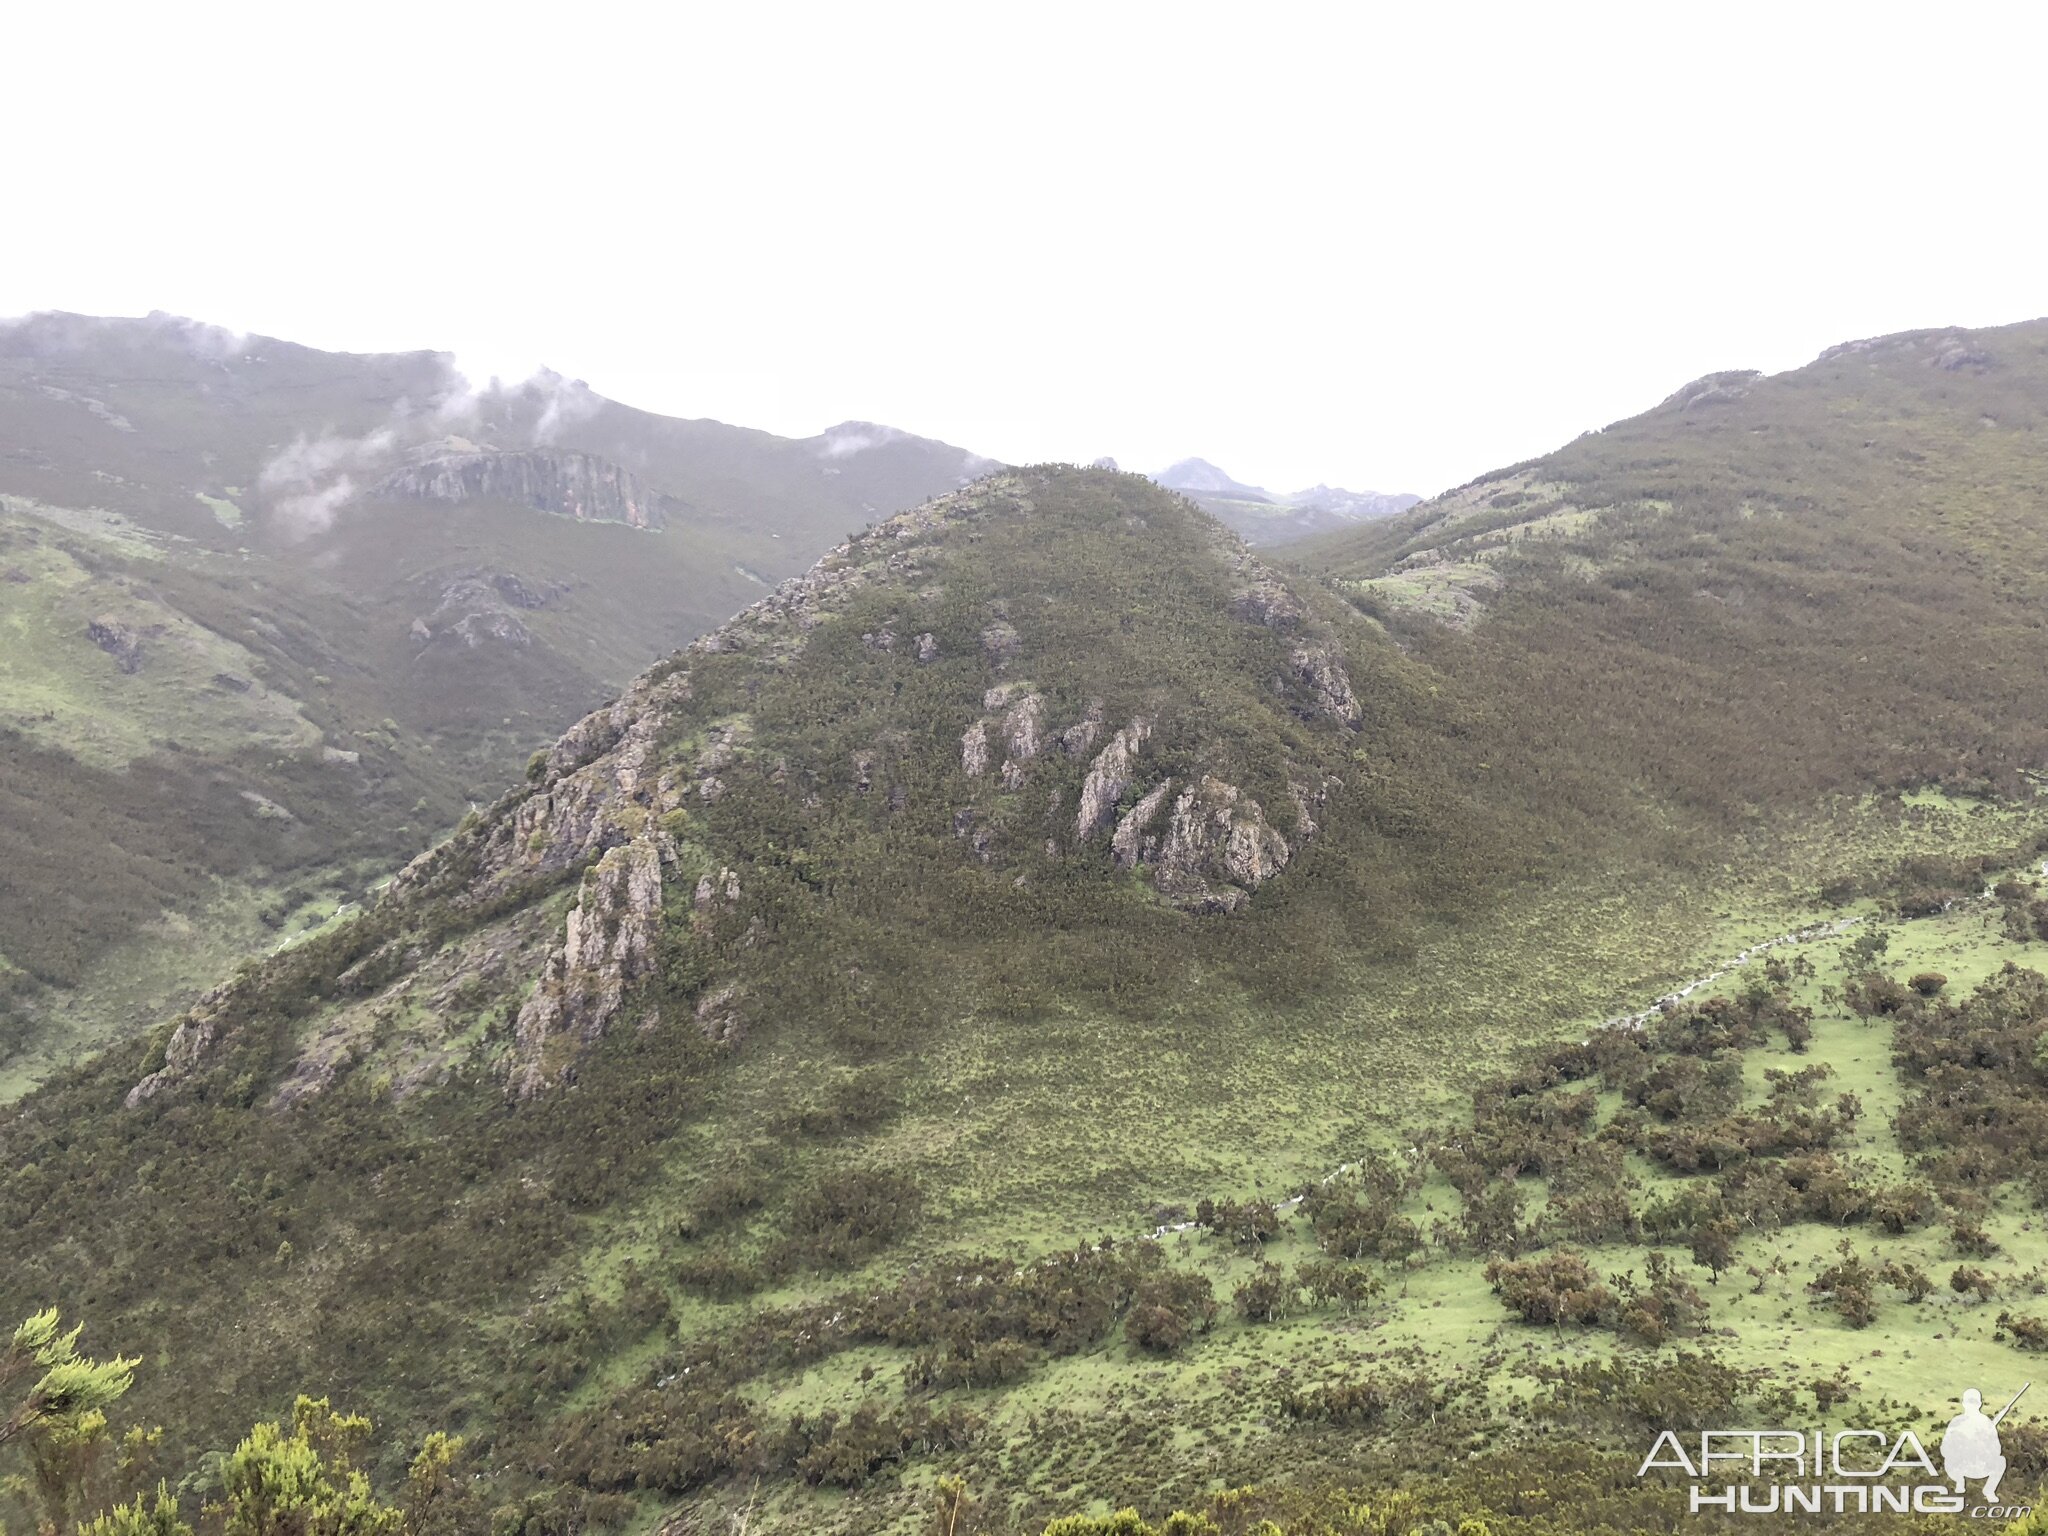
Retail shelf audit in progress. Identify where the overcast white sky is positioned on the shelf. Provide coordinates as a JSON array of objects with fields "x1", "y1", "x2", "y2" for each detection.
[{"x1": 9, "y1": 2, "x2": 2046, "y2": 496}]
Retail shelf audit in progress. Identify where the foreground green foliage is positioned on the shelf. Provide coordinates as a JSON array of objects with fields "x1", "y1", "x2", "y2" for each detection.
[
  {"x1": 1, "y1": 1332, "x2": 478, "y2": 1536},
  {"x1": 0, "y1": 1311, "x2": 136, "y2": 1453}
]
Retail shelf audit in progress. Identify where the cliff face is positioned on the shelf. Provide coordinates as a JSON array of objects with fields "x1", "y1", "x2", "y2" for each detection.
[{"x1": 374, "y1": 450, "x2": 679, "y2": 529}]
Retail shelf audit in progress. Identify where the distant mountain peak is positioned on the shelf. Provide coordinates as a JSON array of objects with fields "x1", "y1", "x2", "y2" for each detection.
[
  {"x1": 814, "y1": 420, "x2": 910, "y2": 459},
  {"x1": 1151, "y1": 457, "x2": 1270, "y2": 501},
  {"x1": 1146, "y1": 459, "x2": 1419, "y2": 544}
]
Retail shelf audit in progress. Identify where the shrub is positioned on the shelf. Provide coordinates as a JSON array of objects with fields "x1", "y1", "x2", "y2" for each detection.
[
  {"x1": 1232, "y1": 1263, "x2": 1292, "y2": 1324},
  {"x1": 1195, "y1": 1198, "x2": 1282, "y2": 1248},
  {"x1": 1124, "y1": 1272, "x2": 1218, "y2": 1355},
  {"x1": 1485, "y1": 1251, "x2": 1614, "y2": 1328},
  {"x1": 1871, "y1": 1183, "x2": 1932, "y2": 1234},
  {"x1": 1294, "y1": 1258, "x2": 1382, "y2": 1315},
  {"x1": 1952, "y1": 1265, "x2": 1999, "y2": 1302},
  {"x1": 675, "y1": 1252, "x2": 766, "y2": 1300},
  {"x1": 2000, "y1": 1312, "x2": 2048, "y2": 1351},
  {"x1": 1615, "y1": 1252, "x2": 1709, "y2": 1345},
  {"x1": 1808, "y1": 1250, "x2": 1879, "y2": 1327},
  {"x1": 1951, "y1": 1219, "x2": 2002, "y2": 1257}
]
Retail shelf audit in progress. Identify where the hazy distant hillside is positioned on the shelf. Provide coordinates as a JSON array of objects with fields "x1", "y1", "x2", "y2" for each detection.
[
  {"x1": 0, "y1": 311, "x2": 991, "y2": 1090},
  {"x1": 1149, "y1": 455, "x2": 1418, "y2": 543}
]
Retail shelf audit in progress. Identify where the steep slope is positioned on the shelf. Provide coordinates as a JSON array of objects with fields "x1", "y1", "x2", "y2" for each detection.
[
  {"x1": 0, "y1": 313, "x2": 990, "y2": 1089},
  {"x1": 17, "y1": 325, "x2": 2048, "y2": 1532}
]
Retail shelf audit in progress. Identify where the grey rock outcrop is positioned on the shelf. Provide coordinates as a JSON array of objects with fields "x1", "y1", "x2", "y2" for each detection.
[
  {"x1": 414, "y1": 571, "x2": 568, "y2": 651},
  {"x1": 1075, "y1": 718, "x2": 1152, "y2": 841},
  {"x1": 695, "y1": 984, "x2": 743, "y2": 1044},
  {"x1": 1232, "y1": 573, "x2": 1306, "y2": 632},
  {"x1": 1152, "y1": 776, "x2": 1293, "y2": 913},
  {"x1": 1290, "y1": 644, "x2": 1362, "y2": 726},
  {"x1": 1000, "y1": 692, "x2": 1047, "y2": 761},
  {"x1": 124, "y1": 1009, "x2": 222, "y2": 1107},
  {"x1": 1662, "y1": 370, "x2": 1762, "y2": 410},
  {"x1": 1111, "y1": 778, "x2": 1174, "y2": 868},
  {"x1": 1060, "y1": 702, "x2": 1106, "y2": 757},
  {"x1": 512, "y1": 838, "x2": 666, "y2": 1097},
  {"x1": 375, "y1": 449, "x2": 677, "y2": 529},
  {"x1": 694, "y1": 868, "x2": 741, "y2": 911},
  {"x1": 374, "y1": 666, "x2": 699, "y2": 981},
  {"x1": 961, "y1": 720, "x2": 991, "y2": 776},
  {"x1": 981, "y1": 621, "x2": 1021, "y2": 664}
]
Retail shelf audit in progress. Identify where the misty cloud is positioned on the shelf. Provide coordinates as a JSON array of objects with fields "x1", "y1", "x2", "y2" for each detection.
[
  {"x1": 272, "y1": 476, "x2": 359, "y2": 533},
  {"x1": 0, "y1": 308, "x2": 249, "y2": 362},
  {"x1": 253, "y1": 360, "x2": 610, "y2": 533},
  {"x1": 142, "y1": 310, "x2": 248, "y2": 360},
  {"x1": 257, "y1": 426, "x2": 399, "y2": 532},
  {"x1": 816, "y1": 422, "x2": 908, "y2": 460},
  {"x1": 528, "y1": 370, "x2": 602, "y2": 443},
  {"x1": 259, "y1": 427, "x2": 398, "y2": 490}
]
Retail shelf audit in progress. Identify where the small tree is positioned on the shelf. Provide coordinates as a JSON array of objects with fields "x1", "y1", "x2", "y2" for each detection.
[{"x1": 1690, "y1": 1215, "x2": 1740, "y2": 1285}]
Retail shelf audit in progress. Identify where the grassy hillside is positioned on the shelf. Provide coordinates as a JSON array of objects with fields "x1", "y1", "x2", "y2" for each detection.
[
  {"x1": 13, "y1": 323, "x2": 2048, "y2": 1534},
  {"x1": 1294, "y1": 322, "x2": 2048, "y2": 811},
  {"x1": 0, "y1": 313, "x2": 990, "y2": 1090}
]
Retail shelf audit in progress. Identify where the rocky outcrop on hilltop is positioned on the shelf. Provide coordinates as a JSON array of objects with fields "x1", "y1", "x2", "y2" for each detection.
[
  {"x1": 119, "y1": 467, "x2": 1372, "y2": 1106},
  {"x1": 125, "y1": 997, "x2": 226, "y2": 1106},
  {"x1": 382, "y1": 663, "x2": 705, "y2": 1097},
  {"x1": 1661, "y1": 371, "x2": 1762, "y2": 411},
  {"x1": 1817, "y1": 328, "x2": 1998, "y2": 374},
  {"x1": 1075, "y1": 719, "x2": 1153, "y2": 841},
  {"x1": 374, "y1": 449, "x2": 679, "y2": 529}
]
